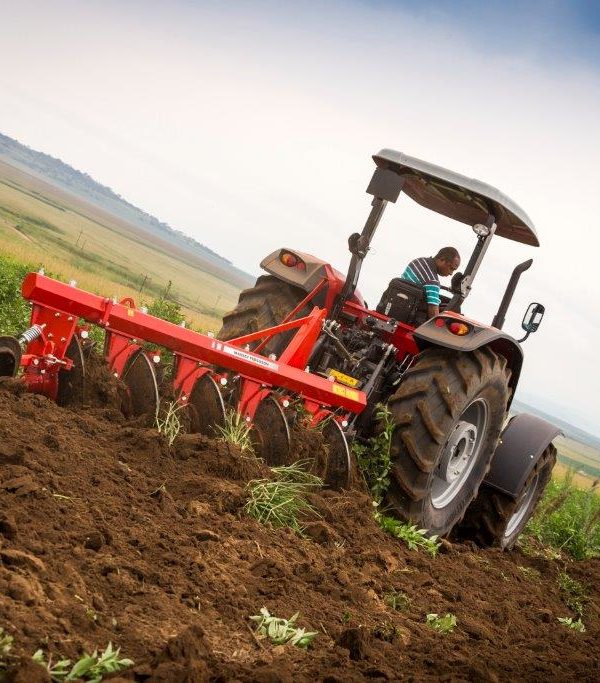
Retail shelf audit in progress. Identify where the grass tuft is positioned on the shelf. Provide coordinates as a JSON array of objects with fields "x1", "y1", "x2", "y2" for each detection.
[
  {"x1": 155, "y1": 401, "x2": 183, "y2": 446},
  {"x1": 244, "y1": 461, "x2": 322, "y2": 534},
  {"x1": 557, "y1": 570, "x2": 589, "y2": 617},
  {"x1": 216, "y1": 410, "x2": 254, "y2": 453}
]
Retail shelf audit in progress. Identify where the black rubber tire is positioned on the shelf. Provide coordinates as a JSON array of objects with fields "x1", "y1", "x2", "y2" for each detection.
[
  {"x1": 384, "y1": 346, "x2": 511, "y2": 537},
  {"x1": 454, "y1": 443, "x2": 557, "y2": 549},
  {"x1": 217, "y1": 275, "x2": 309, "y2": 357}
]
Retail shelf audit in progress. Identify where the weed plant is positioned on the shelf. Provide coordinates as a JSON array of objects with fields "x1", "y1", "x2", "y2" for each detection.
[
  {"x1": 155, "y1": 401, "x2": 183, "y2": 446},
  {"x1": 352, "y1": 404, "x2": 394, "y2": 504},
  {"x1": 377, "y1": 513, "x2": 440, "y2": 557},
  {"x1": 426, "y1": 613, "x2": 457, "y2": 634},
  {"x1": 557, "y1": 616, "x2": 586, "y2": 633},
  {"x1": 32, "y1": 642, "x2": 133, "y2": 682},
  {"x1": 250, "y1": 607, "x2": 318, "y2": 649},
  {"x1": 244, "y1": 462, "x2": 322, "y2": 534},
  {"x1": 384, "y1": 589, "x2": 412, "y2": 612},
  {"x1": 0, "y1": 627, "x2": 13, "y2": 670},
  {"x1": 216, "y1": 410, "x2": 254, "y2": 453},
  {"x1": 525, "y1": 472, "x2": 600, "y2": 560},
  {"x1": 557, "y1": 571, "x2": 589, "y2": 617}
]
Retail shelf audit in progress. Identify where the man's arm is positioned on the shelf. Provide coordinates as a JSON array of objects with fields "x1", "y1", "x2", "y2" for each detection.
[{"x1": 423, "y1": 283, "x2": 441, "y2": 319}]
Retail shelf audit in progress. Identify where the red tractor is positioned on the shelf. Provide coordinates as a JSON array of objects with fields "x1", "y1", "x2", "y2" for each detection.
[
  {"x1": 0, "y1": 149, "x2": 559, "y2": 549},
  {"x1": 218, "y1": 149, "x2": 559, "y2": 547}
]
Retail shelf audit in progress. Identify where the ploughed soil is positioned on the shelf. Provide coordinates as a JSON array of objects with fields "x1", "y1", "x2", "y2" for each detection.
[{"x1": 0, "y1": 364, "x2": 599, "y2": 682}]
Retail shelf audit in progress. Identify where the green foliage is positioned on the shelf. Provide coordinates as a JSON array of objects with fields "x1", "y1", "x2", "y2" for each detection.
[
  {"x1": 376, "y1": 512, "x2": 440, "y2": 557},
  {"x1": 155, "y1": 400, "x2": 183, "y2": 446},
  {"x1": 215, "y1": 410, "x2": 254, "y2": 453},
  {"x1": 426, "y1": 613, "x2": 457, "y2": 634},
  {"x1": 250, "y1": 607, "x2": 318, "y2": 649},
  {"x1": 517, "y1": 565, "x2": 541, "y2": 582},
  {"x1": 557, "y1": 616, "x2": 586, "y2": 633},
  {"x1": 372, "y1": 621, "x2": 401, "y2": 643},
  {"x1": 352, "y1": 404, "x2": 394, "y2": 504},
  {"x1": 525, "y1": 473, "x2": 600, "y2": 560},
  {"x1": 0, "y1": 627, "x2": 14, "y2": 669},
  {"x1": 244, "y1": 462, "x2": 322, "y2": 534},
  {"x1": 0, "y1": 253, "x2": 32, "y2": 335},
  {"x1": 32, "y1": 642, "x2": 133, "y2": 682},
  {"x1": 384, "y1": 589, "x2": 412, "y2": 612},
  {"x1": 145, "y1": 296, "x2": 184, "y2": 326},
  {"x1": 557, "y1": 571, "x2": 589, "y2": 617}
]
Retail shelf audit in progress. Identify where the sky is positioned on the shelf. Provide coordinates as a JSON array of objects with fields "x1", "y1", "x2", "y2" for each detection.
[{"x1": 1, "y1": 0, "x2": 599, "y2": 435}]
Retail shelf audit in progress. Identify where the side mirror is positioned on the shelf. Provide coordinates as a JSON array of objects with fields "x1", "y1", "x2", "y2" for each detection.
[
  {"x1": 518, "y1": 302, "x2": 545, "y2": 342},
  {"x1": 348, "y1": 232, "x2": 361, "y2": 255}
]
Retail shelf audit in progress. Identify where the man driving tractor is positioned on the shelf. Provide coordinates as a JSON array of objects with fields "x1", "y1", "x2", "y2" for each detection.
[{"x1": 401, "y1": 247, "x2": 461, "y2": 318}]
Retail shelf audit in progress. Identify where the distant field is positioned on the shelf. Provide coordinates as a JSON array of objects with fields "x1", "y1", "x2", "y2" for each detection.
[
  {"x1": 552, "y1": 434, "x2": 600, "y2": 490},
  {"x1": 0, "y1": 161, "x2": 247, "y2": 331}
]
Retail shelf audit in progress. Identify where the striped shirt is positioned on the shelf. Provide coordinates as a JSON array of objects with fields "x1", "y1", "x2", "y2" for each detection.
[{"x1": 400, "y1": 257, "x2": 440, "y2": 306}]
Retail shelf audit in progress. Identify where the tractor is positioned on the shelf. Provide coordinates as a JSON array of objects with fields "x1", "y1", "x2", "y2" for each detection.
[
  {"x1": 218, "y1": 149, "x2": 560, "y2": 546},
  {"x1": 0, "y1": 149, "x2": 559, "y2": 549}
]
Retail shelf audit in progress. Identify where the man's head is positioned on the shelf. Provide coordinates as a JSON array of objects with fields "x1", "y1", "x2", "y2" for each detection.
[{"x1": 434, "y1": 247, "x2": 460, "y2": 277}]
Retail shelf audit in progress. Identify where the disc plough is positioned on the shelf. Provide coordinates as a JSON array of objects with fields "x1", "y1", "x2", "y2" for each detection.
[{"x1": 0, "y1": 272, "x2": 364, "y2": 488}]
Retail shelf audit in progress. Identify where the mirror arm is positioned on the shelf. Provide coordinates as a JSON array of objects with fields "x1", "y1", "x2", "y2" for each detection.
[{"x1": 517, "y1": 330, "x2": 531, "y2": 343}]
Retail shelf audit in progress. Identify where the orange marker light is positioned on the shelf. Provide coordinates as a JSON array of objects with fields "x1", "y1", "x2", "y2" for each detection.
[
  {"x1": 448, "y1": 322, "x2": 470, "y2": 336},
  {"x1": 280, "y1": 252, "x2": 298, "y2": 267},
  {"x1": 434, "y1": 317, "x2": 446, "y2": 328}
]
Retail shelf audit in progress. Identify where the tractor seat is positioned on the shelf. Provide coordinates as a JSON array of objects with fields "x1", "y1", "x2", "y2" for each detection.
[{"x1": 376, "y1": 278, "x2": 429, "y2": 326}]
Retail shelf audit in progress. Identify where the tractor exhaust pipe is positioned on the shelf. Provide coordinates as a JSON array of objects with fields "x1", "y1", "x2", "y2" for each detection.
[
  {"x1": 492, "y1": 259, "x2": 533, "y2": 330},
  {"x1": 0, "y1": 324, "x2": 46, "y2": 378}
]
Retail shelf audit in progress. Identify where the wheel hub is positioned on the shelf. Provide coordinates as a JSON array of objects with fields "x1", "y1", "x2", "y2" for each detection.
[
  {"x1": 431, "y1": 398, "x2": 489, "y2": 510},
  {"x1": 438, "y1": 421, "x2": 477, "y2": 484}
]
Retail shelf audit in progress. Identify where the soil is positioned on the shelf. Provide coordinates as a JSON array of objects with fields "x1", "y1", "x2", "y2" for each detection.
[{"x1": 0, "y1": 370, "x2": 599, "y2": 682}]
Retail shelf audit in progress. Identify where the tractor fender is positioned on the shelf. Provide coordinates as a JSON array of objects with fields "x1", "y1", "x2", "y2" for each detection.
[
  {"x1": 412, "y1": 318, "x2": 524, "y2": 404},
  {"x1": 483, "y1": 412, "x2": 562, "y2": 498}
]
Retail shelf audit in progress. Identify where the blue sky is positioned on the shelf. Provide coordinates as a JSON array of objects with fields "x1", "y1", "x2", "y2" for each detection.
[{"x1": 1, "y1": 0, "x2": 599, "y2": 434}]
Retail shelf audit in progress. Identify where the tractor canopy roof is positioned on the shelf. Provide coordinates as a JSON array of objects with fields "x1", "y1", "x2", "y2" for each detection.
[{"x1": 373, "y1": 149, "x2": 539, "y2": 247}]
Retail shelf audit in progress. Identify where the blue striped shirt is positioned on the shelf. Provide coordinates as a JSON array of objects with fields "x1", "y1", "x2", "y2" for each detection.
[{"x1": 401, "y1": 257, "x2": 440, "y2": 306}]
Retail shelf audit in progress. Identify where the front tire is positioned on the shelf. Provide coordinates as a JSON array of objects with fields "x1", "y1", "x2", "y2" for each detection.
[
  {"x1": 454, "y1": 443, "x2": 557, "y2": 549},
  {"x1": 384, "y1": 347, "x2": 511, "y2": 537}
]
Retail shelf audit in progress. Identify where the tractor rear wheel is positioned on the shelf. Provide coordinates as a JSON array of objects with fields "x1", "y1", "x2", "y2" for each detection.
[
  {"x1": 453, "y1": 443, "x2": 556, "y2": 549},
  {"x1": 218, "y1": 275, "x2": 308, "y2": 357},
  {"x1": 384, "y1": 347, "x2": 511, "y2": 537}
]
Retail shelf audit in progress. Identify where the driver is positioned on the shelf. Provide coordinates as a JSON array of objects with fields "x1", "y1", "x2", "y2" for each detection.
[{"x1": 401, "y1": 247, "x2": 461, "y2": 318}]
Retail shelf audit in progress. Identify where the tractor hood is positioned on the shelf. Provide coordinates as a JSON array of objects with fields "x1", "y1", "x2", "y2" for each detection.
[{"x1": 372, "y1": 149, "x2": 539, "y2": 247}]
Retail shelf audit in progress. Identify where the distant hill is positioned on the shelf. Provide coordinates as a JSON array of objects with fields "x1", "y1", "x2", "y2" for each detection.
[
  {"x1": 0, "y1": 132, "x2": 253, "y2": 287},
  {"x1": 512, "y1": 398, "x2": 600, "y2": 452}
]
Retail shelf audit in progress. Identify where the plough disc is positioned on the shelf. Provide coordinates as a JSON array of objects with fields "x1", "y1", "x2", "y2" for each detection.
[
  {"x1": 251, "y1": 396, "x2": 291, "y2": 465},
  {"x1": 0, "y1": 336, "x2": 22, "y2": 378},
  {"x1": 121, "y1": 350, "x2": 159, "y2": 417},
  {"x1": 57, "y1": 335, "x2": 86, "y2": 406},
  {"x1": 187, "y1": 374, "x2": 226, "y2": 436},
  {"x1": 321, "y1": 419, "x2": 351, "y2": 490}
]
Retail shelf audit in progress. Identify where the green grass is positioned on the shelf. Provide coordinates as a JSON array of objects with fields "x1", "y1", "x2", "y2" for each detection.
[
  {"x1": 0, "y1": 252, "x2": 35, "y2": 335},
  {"x1": 216, "y1": 410, "x2": 254, "y2": 453},
  {"x1": 557, "y1": 571, "x2": 589, "y2": 617},
  {"x1": 244, "y1": 462, "x2": 322, "y2": 534},
  {"x1": 352, "y1": 403, "x2": 394, "y2": 504},
  {"x1": 525, "y1": 472, "x2": 600, "y2": 560}
]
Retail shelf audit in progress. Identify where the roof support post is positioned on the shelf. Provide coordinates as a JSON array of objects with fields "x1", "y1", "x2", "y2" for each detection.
[
  {"x1": 448, "y1": 215, "x2": 497, "y2": 311},
  {"x1": 332, "y1": 197, "x2": 388, "y2": 320}
]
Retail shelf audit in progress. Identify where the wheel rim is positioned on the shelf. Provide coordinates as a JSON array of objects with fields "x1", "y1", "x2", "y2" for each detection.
[
  {"x1": 431, "y1": 398, "x2": 489, "y2": 509},
  {"x1": 505, "y1": 473, "x2": 539, "y2": 538}
]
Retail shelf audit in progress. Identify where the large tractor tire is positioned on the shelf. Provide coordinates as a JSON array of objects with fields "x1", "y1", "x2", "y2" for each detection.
[
  {"x1": 454, "y1": 443, "x2": 556, "y2": 549},
  {"x1": 218, "y1": 275, "x2": 309, "y2": 357},
  {"x1": 384, "y1": 346, "x2": 511, "y2": 537}
]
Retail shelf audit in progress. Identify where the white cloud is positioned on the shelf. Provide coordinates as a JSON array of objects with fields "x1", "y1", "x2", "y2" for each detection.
[{"x1": 1, "y1": 0, "x2": 599, "y2": 433}]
